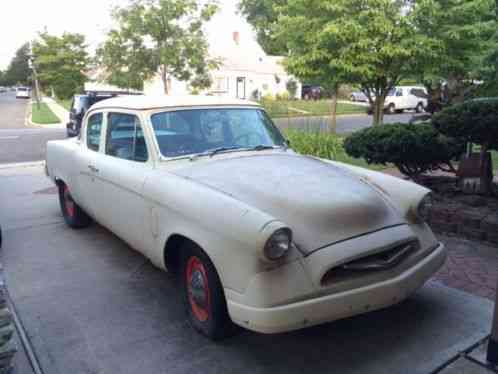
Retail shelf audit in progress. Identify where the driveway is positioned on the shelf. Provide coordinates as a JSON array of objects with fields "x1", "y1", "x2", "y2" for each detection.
[
  {"x1": 0, "y1": 92, "x2": 65, "y2": 164},
  {"x1": 0, "y1": 164, "x2": 493, "y2": 374}
]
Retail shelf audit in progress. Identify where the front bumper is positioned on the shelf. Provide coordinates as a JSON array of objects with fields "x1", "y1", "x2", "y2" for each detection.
[{"x1": 227, "y1": 242, "x2": 446, "y2": 334}]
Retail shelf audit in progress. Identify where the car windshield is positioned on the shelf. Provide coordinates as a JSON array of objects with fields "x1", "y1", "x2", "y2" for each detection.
[{"x1": 150, "y1": 108, "x2": 286, "y2": 158}]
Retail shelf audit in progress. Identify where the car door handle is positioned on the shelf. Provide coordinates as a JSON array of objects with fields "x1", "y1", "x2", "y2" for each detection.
[{"x1": 88, "y1": 165, "x2": 99, "y2": 173}]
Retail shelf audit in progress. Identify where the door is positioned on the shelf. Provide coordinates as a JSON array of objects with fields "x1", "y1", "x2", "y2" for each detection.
[
  {"x1": 92, "y1": 112, "x2": 152, "y2": 252},
  {"x1": 73, "y1": 112, "x2": 104, "y2": 219},
  {"x1": 236, "y1": 77, "x2": 246, "y2": 99}
]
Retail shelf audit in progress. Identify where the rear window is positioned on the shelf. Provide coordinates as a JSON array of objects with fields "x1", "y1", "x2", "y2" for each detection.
[{"x1": 17, "y1": 87, "x2": 27, "y2": 92}]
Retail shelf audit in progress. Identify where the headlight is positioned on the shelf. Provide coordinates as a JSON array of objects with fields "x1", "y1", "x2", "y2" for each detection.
[
  {"x1": 417, "y1": 193, "x2": 433, "y2": 222},
  {"x1": 264, "y1": 228, "x2": 292, "y2": 261}
]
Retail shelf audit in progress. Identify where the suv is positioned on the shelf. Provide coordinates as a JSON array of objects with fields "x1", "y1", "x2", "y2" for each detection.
[
  {"x1": 383, "y1": 86, "x2": 428, "y2": 114},
  {"x1": 66, "y1": 91, "x2": 142, "y2": 137}
]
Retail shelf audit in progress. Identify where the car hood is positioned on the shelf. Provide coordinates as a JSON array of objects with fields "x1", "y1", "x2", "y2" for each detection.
[{"x1": 171, "y1": 153, "x2": 405, "y2": 254}]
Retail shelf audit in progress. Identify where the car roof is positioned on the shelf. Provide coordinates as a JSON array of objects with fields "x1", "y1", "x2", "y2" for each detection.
[{"x1": 90, "y1": 95, "x2": 261, "y2": 111}]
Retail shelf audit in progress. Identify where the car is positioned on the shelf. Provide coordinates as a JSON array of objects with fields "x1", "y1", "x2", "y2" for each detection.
[
  {"x1": 46, "y1": 95, "x2": 446, "y2": 340},
  {"x1": 301, "y1": 85, "x2": 323, "y2": 100},
  {"x1": 15, "y1": 86, "x2": 30, "y2": 99},
  {"x1": 0, "y1": 87, "x2": 6, "y2": 93},
  {"x1": 375, "y1": 86, "x2": 428, "y2": 114},
  {"x1": 66, "y1": 90, "x2": 142, "y2": 137},
  {"x1": 350, "y1": 91, "x2": 370, "y2": 102}
]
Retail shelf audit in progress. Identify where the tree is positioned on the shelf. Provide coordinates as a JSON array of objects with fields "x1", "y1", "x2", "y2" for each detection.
[
  {"x1": 32, "y1": 32, "x2": 89, "y2": 99},
  {"x1": 274, "y1": 0, "x2": 439, "y2": 126},
  {"x1": 3, "y1": 43, "x2": 32, "y2": 86},
  {"x1": 99, "y1": 0, "x2": 219, "y2": 95},
  {"x1": 238, "y1": 0, "x2": 288, "y2": 55},
  {"x1": 412, "y1": 0, "x2": 497, "y2": 104}
]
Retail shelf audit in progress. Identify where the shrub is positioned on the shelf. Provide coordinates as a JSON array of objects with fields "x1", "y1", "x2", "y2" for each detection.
[
  {"x1": 276, "y1": 91, "x2": 291, "y2": 101},
  {"x1": 284, "y1": 129, "x2": 342, "y2": 160},
  {"x1": 432, "y1": 98, "x2": 498, "y2": 152},
  {"x1": 344, "y1": 123, "x2": 463, "y2": 179}
]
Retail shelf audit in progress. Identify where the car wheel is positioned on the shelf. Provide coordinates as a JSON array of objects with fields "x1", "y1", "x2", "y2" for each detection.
[
  {"x1": 350, "y1": 95, "x2": 356, "y2": 102},
  {"x1": 416, "y1": 102, "x2": 424, "y2": 113},
  {"x1": 58, "y1": 183, "x2": 91, "y2": 228},
  {"x1": 181, "y1": 243, "x2": 237, "y2": 340},
  {"x1": 387, "y1": 103, "x2": 396, "y2": 114}
]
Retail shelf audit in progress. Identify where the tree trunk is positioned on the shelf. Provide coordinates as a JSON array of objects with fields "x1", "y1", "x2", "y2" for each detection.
[
  {"x1": 329, "y1": 90, "x2": 338, "y2": 134},
  {"x1": 372, "y1": 95, "x2": 386, "y2": 126},
  {"x1": 160, "y1": 65, "x2": 169, "y2": 95}
]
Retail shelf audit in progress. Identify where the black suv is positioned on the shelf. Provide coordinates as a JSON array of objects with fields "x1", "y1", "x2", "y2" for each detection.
[{"x1": 66, "y1": 91, "x2": 142, "y2": 137}]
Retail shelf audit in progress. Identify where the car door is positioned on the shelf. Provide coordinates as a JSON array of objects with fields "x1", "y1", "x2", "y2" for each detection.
[
  {"x1": 72, "y1": 112, "x2": 104, "y2": 219},
  {"x1": 91, "y1": 111, "x2": 152, "y2": 252}
]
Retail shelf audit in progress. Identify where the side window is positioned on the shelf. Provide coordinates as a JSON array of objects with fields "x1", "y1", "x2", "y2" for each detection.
[
  {"x1": 396, "y1": 89, "x2": 403, "y2": 97},
  {"x1": 106, "y1": 113, "x2": 148, "y2": 162},
  {"x1": 86, "y1": 113, "x2": 103, "y2": 151}
]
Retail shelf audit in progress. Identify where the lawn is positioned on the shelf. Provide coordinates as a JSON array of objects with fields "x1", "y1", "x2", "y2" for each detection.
[
  {"x1": 56, "y1": 98, "x2": 72, "y2": 111},
  {"x1": 31, "y1": 103, "x2": 60, "y2": 124},
  {"x1": 263, "y1": 99, "x2": 367, "y2": 118},
  {"x1": 283, "y1": 129, "x2": 387, "y2": 172}
]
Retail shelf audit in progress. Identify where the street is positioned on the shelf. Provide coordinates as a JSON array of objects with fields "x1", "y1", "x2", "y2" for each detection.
[{"x1": 0, "y1": 91, "x2": 65, "y2": 164}]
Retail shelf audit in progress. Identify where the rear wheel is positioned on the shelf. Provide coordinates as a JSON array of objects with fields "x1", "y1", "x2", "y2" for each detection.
[
  {"x1": 416, "y1": 102, "x2": 424, "y2": 113},
  {"x1": 58, "y1": 183, "x2": 91, "y2": 228},
  {"x1": 180, "y1": 243, "x2": 237, "y2": 340},
  {"x1": 350, "y1": 95, "x2": 356, "y2": 102},
  {"x1": 387, "y1": 103, "x2": 396, "y2": 114}
]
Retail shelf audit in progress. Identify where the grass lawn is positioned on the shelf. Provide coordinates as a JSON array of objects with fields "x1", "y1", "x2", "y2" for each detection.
[
  {"x1": 31, "y1": 103, "x2": 60, "y2": 124},
  {"x1": 263, "y1": 99, "x2": 367, "y2": 118},
  {"x1": 56, "y1": 98, "x2": 72, "y2": 111}
]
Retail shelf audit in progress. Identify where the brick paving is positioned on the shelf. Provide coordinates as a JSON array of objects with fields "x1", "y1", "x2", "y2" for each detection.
[{"x1": 434, "y1": 234, "x2": 498, "y2": 300}]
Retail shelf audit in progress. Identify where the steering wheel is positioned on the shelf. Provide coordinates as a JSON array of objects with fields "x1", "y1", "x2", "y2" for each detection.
[{"x1": 233, "y1": 132, "x2": 265, "y2": 147}]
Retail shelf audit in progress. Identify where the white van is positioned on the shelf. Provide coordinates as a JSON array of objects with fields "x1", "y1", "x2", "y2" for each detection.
[
  {"x1": 16, "y1": 87, "x2": 31, "y2": 99},
  {"x1": 384, "y1": 86, "x2": 427, "y2": 114}
]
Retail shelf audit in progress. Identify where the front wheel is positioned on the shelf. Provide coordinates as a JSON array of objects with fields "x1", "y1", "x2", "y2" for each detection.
[
  {"x1": 387, "y1": 103, "x2": 396, "y2": 114},
  {"x1": 180, "y1": 243, "x2": 237, "y2": 340},
  {"x1": 58, "y1": 183, "x2": 92, "y2": 228},
  {"x1": 416, "y1": 102, "x2": 425, "y2": 113}
]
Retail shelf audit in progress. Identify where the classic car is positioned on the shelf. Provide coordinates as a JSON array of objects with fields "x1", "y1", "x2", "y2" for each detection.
[{"x1": 46, "y1": 95, "x2": 446, "y2": 340}]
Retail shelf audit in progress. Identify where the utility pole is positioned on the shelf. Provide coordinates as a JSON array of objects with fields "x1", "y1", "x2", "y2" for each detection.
[
  {"x1": 487, "y1": 281, "x2": 498, "y2": 364},
  {"x1": 28, "y1": 42, "x2": 41, "y2": 110}
]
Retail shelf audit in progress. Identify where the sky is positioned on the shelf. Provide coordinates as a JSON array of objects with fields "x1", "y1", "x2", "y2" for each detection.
[{"x1": 0, "y1": 0, "x2": 255, "y2": 70}]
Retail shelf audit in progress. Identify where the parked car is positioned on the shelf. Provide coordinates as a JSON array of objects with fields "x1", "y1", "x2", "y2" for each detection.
[
  {"x1": 301, "y1": 85, "x2": 323, "y2": 100},
  {"x1": 66, "y1": 90, "x2": 142, "y2": 137},
  {"x1": 15, "y1": 86, "x2": 31, "y2": 99},
  {"x1": 46, "y1": 95, "x2": 446, "y2": 340},
  {"x1": 370, "y1": 86, "x2": 428, "y2": 114},
  {"x1": 350, "y1": 91, "x2": 370, "y2": 102},
  {"x1": 0, "y1": 87, "x2": 6, "y2": 93}
]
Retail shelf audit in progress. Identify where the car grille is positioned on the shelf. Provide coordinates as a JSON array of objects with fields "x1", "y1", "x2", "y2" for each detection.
[{"x1": 320, "y1": 240, "x2": 419, "y2": 287}]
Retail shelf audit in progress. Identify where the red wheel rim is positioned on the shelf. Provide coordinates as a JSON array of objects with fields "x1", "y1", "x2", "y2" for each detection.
[
  {"x1": 63, "y1": 185, "x2": 75, "y2": 218},
  {"x1": 186, "y1": 256, "x2": 210, "y2": 322}
]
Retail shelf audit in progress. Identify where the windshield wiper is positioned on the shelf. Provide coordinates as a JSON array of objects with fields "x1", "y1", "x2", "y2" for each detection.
[
  {"x1": 249, "y1": 145, "x2": 276, "y2": 151},
  {"x1": 207, "y1": 146, "x2": 243, "y2": 157}
]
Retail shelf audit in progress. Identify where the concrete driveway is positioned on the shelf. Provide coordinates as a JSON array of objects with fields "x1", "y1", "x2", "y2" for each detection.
[{"x1": 0, "y1": 164, "x2": 494, "y2": 374}]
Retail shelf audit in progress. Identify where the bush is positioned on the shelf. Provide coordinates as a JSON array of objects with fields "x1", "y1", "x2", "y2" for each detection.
[
  {"x1": 285, "y1": 129, "x2": 342, "y2": 160},
  {"x1": 344, "y1": 123, "x2": 463, "y2": 179},
  {"x1": 276, "y1": 91, "x2": 291, "y2": 101},
  {"x1": 432, "y1": 98, "x2": 498, "y2": 151}
]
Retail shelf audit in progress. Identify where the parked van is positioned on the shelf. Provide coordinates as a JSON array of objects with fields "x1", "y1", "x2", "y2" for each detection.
[{"x1": 383, "y1": 86, "x2": 428, "y2": 114}]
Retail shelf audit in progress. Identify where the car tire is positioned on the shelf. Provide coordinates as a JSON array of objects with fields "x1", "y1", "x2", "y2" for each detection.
[
  {"x1": 387, "y1": 103, "x2": 396, "y2": 114},
  {"x1": 180, "y1": 243, "x2": 238, "y2": 340},
  {"x1": 58, "y1": 183, "x2": 92, "y2": 228},
  {"x1": 350, "y1": 95, "x2": 356, "y2": 102},
  {"x1": 416, "y1": 102, "x2": 424, "y2": 113}
]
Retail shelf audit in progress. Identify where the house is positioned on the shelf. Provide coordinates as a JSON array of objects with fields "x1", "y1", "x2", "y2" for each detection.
[{"x1": 143, "y1": 30, "x2": 301, "y2": 100}]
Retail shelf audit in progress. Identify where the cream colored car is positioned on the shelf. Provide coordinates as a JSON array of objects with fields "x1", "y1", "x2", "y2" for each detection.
[{"x1": 46, "y1": 95, "x2": 446, "y2": 339}]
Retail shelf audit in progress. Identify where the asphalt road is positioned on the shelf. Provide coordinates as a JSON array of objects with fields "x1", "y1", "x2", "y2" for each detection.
[{"x1": 0, "y1": 91, "x2": 66, "y2": 164}]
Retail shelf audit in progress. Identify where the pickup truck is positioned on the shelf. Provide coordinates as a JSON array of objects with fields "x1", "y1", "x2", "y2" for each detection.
[{"x1": 46, "y1": 95, "x2": 446, "y2": 340}]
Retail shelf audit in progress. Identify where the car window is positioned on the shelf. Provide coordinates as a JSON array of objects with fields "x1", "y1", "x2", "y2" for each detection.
[
  {"x1": 87, "y1": 113, "x2": 103, "y2": 152},
  {"x1": 396, "y1": 89, "x2": 403, "y2": 97},
  {"x1": 106, "y1": 113, "x2": 148, "y2": 162},
  {"x1": 150, "y1": 108, "x2": 286, "y2": 158}
]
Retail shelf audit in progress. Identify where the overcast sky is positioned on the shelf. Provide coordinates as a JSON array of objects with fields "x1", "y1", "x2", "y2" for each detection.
[{"x1": 0, "y1": 0, "x2": 255, "y2": 70}]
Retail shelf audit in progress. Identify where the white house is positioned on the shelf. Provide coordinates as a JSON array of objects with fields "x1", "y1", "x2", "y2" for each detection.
[{"x1": 144, "y1": 4, "x2": 300, "y2": 99}]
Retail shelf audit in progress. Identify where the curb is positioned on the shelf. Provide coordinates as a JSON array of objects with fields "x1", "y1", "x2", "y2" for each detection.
[{"x1": 0, "y1": 161, "x2": 45, "y2": 170}]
